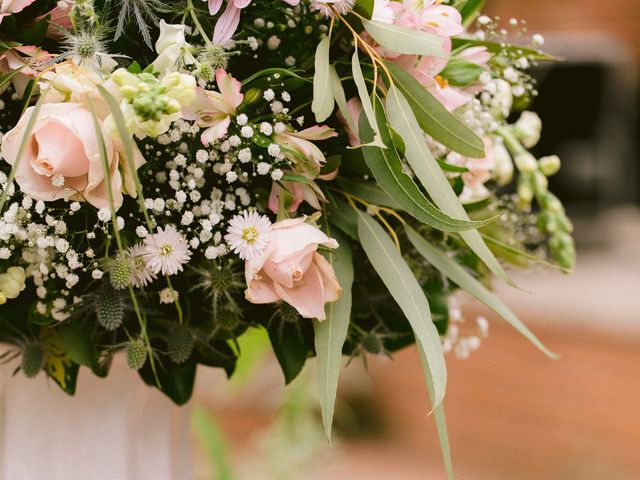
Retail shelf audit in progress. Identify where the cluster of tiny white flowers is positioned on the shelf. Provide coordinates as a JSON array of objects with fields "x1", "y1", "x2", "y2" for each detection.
[{"x1": 442, "y1": 294, "x2": 490, "y2": 359}]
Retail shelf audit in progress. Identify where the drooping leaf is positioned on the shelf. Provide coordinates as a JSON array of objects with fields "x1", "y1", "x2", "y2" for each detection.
[
  {"x1": 312, "y1": 36, "x2": 334, "y2": 122},
  {"x1": 314, "y1": 230, "x2": 354, "y2": 441},
  {"x1": 452, "y1": 38, "x2": 559, "y2": 62},
  {"x1": 357, "y1": 212, "x2": 447, "y2": 407},
  {"x1": 329, "y1": 64, "x2": 358, "y2": 138},
  {"x1": 359, "y1": 98, "x2": 492, "y2": 232},
  {"x1": 405, "y1": 225, "x2": 557, "y2": 358},
  {"x1": 59, "y1": 323, "x2": 99, "y2": 370},
  {"x1": 417, "y1": 345, "x2": 455, "y2": 480},
  {"x1": 385, "y1": 62, "x2": 485, "y2": 158},
  {"x1": 139, "y1": 358, "x2": 197, "y2": 406},
  {"x1": 268, "y1": 324, "x2": 309, "y2": 385},
  {"x1": 351, "y1": 48, "x2": 384, "y2": 147},
  {"x1": 40, "y1": 328, "x2": 78, "y2": 395},
  {"x1": 362, "y1": 19, "x2": 447, "y2": 58},
  {"x1": 385, "y1": 85, "x2": 510, "y2": 285}
]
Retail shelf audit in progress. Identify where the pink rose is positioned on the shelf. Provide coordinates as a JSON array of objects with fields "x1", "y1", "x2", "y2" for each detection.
[
  {"x1": 244, "y1": 219, "x2": 341, "y2": 320},
  {"x1": 0, "y1": 0, "x2": 37, "y2": 23},
  {"x1": 1, "y1": 103, "x2": 144, "y2": 210}
]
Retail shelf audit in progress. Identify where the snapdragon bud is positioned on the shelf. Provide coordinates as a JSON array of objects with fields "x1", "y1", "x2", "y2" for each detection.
[
  {"x1": 513, "y1": 111, "x2": 542, "y2": 148},
  {"x1": 517, "y1": 175, "x2": 534, "y2": 206},
  {"x1": 0, "y1": 266, "x2": 26, "y2": 301},
  {"x1": 491, "y1": 139, "x2": 514, "y2": 185},
  {"x1": 539, "y1": 155, "x2": 561, "y2": 176},
  {"x1": 514, "y1": 151, "x2": 538, "y2": 173}
]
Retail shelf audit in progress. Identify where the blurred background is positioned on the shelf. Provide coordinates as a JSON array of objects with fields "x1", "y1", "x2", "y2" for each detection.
[{"x1": 190, "y1": 2, "x2": 640, "y2": 479}]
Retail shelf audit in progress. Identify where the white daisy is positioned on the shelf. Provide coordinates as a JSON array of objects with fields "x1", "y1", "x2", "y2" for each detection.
[
  {"x1": 143, "y1": 225, "x2": 191, "y2": 276},
  {"x1": 225, "y1": 211, "x2": 272, "y2": 261},
  {"x1": 128, "y1": 243, "x2": 157, "y2": 287}
]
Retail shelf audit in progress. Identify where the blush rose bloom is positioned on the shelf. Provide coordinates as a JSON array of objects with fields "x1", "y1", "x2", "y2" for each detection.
[
  {"x1": 244, "y1": 219, "x2": 341, "y2": 320},
  {"x1": 1, "y1": 103, "x2": 143, "y2": 210}
]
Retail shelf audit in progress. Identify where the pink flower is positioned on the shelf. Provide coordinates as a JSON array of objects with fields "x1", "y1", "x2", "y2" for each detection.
[
  {"x1": 1, "y1": 103, "x2": 144, "y2": 210},
  {"x1": 336, "y1": 97, "x2": 363, "y2": 146},
  {"x1": 274, "y1": 125, "x2": 337, "y2": 179},
  {"x1": 0, "y1": 46, "x2": 54, "y2": 97},
  {"x1": 211, "y1": 0, "x2": 300, "y2": 43},
  {"x1": 268, "y1": 178, "x2": 326, "y2": 214},
  {"x1": 182, "y1": 69, "x2": 243, "y2": 145},
  {"x1": 244, "y1": 218, "x2": 341, "y2": 320},
  {"x1": 0, "y1": 0, "x2": 37, "y2": 23}
]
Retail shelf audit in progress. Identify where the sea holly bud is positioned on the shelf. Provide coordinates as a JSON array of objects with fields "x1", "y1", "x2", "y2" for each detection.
[
  {"x1": 126, "y1": 339, "x2": 148, "y2": 370},
  {"x1": 21, "y1": 342, "x2": 45, "y2": 379},
  {"x1": 96, "y1": 287, "x2": 125, "y2": 330},
  {"x1": 167, "y1": 327, "x2": 195, "y2": 365}
]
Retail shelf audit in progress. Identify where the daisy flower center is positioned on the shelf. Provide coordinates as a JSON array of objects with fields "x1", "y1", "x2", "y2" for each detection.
[
  {"x1": 241, "y1": 227, "x2": 259, "y2": 244},
  {"x1": 160, "y1": 244, "x2": 174, "y2": 257}
]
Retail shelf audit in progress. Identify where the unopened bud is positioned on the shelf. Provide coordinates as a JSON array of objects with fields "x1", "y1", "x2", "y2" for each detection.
[{"x1": 539, "y1": 155, "x2": 561, "y2": 176}]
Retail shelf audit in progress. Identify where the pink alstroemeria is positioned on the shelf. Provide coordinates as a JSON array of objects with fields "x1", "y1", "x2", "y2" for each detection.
[
  {"x1": 210, "y1": 0, "x2": 300, "y2": 44},
  {"x1": 182, "y1": 69, "x2": 243, "y2": 145},
  {"x1": 0, "y1": 46, "x2": 54, "y2": 97},
  {"x1": 275, "y1": 125, "x2": 337, "y2": 179},
  {"x1": 0, "y1": 0, "x2": 37, "y2": 24},
  {"x1": 268, "y1": 178, "x2": 326, "y2": 214}
]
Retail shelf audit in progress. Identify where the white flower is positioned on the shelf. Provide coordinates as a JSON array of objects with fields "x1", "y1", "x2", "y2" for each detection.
[
  {"x1": 128, "y1": 243, "x2": 157, "y2": 287},
  {"x1": 225, "y1": 210, "x2": 272, "y2": 260},
  {"x1": 97, "y1": 208, "x2": 111, "y2": 222},
  {"x1": 152, "y1": 21, "x2": 195, "y2": 74},
  {"x1": 92, "y1": 269, "x2": 104, "y2": 280},
  {"x1": 143, "y1": 225, "x2": 191, "y2": 276},
  {"x1": 267, "y1": 143, "x2": 281, "y2": 157},
  {"x1": 271, "y1": 169, "x2": 284, "y2": 181},
  {"x1": 159, "y1": 287, "x2": 179, "y2": 304}
]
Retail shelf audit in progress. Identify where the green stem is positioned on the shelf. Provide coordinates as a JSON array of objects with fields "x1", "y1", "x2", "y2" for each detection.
[{"x1": 187, "y1": 0, "x2": 213, "y2": 48}]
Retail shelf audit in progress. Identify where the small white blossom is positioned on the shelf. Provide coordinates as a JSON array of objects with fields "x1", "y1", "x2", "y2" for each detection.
[
  {"x1": 97, "y1": 208, "x2": 111, "y2": 222},
  {"x1": 159, "y1": 287, "x2": 179, "y2": 304},
  {"x1": 225, "y1": 210, "x2": 272, "y2": 260}
]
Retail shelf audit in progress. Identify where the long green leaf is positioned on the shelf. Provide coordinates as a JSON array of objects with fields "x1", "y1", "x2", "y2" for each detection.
[
  {"x1": 459, "y1": 0, "x2": 486, "y2": 27},
  {"x1": 312, "y1": 36, "x2": 334, "y2": 122},
  {"x1": 326, "y1": 195, "x2": 358, "y2": 239},
  {"x1": 362, "y1": 19, "x2": 447, "y2": 58},
  {"x1": 313, "y1": 231, "x2": 354, "y2": 442},
  {"x1": 336, "y1": 177, "x2": 402, "y2": 209},
  {"x1": 329, "y1": 64, "x2": 357, "y2": 138},
  {"x1": 97, "y1": 85, "x2": 152, "y2": 229},
  {"x1": 452, "y1": 38, "x2": 558, "y2": 62},
  {"x1": 417, "y1": 345, "x2": 455, "y2": 479},
  {"x1": 357, "y1": 212, "x2": 447, "y2": 407},
  {"x1": 386, "y1": 62, "x2": 485, "y2": 158},
  {"x1": 359, "y1": 98, "x2": 492, "y2": 232},
  {"x1": 351, "y1": 48, "x2": 384, "y2": 147},
  {"x1": 405, "y1": 225, "x2": 557, "y2": 358},
  {"x1": 386, "y1": 85, "x2": 511, "y2": 285}
]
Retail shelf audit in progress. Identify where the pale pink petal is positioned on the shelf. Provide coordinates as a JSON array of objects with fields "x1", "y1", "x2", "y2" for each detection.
[{"x1": 273, "y1": 264, "x2": 327, "y2": 319}]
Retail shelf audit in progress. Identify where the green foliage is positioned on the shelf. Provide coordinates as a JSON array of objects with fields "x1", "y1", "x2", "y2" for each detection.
[
  {"x1": 357, "y1": 212, "x2": 447, "y2": 408},
  {"x1": 313, "y1": 230, "x2": 354, "y2": 441}
]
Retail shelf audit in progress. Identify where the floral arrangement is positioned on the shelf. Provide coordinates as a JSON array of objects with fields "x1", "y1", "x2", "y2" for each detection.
[{"x1": 0, "y1": 0, "x2": 574, "y2": 468}]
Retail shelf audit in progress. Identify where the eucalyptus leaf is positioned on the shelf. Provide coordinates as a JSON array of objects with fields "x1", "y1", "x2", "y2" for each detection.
[
  {"x1": 459, "y1": 0, "x2": 486, "y2": 27},
  {"x1": 405, "y1": 225, "x2": 557, "y2": 358},
  {"x1": 360, "y1": 97, "x2": 493, "y2": 232},
  {"x1": 329, "y1": 64, "x2": 357, "y2": 138},
  {"x1": 312, "y1": 36, "x2": 334, "y2": 122},
  {"x1": 351, "y1": 48, "x2": 384, "y2": 147},
  {"x1": 336, "y1": 177, "x2": 402, "y2": 209},
  {"x1": 385, "y1": 62, "x2": 485, "y2": 158},
  {"x1": 362, "y1": 18, "x2": 447, "y2": 58},
  {"x1": 417, "y1": 345, "x2": 455, "y2": 479},
  {"x1": 326, "y1": 195, "x2": 358, "y2": 239},
  {"x1": 314, "y1": 231, "x2": 354, "y2": 441},
  {"x1": 357, "y1": 212, "x2": 447, "y2": 407},
  {"x1": 385, "y1": 85, "x2": 511, "y2": 285},
  {"x1": 440, "y1": 58, "x2": 485, "y2": 86},
  {"x1": 452, "y1": 38, "x2": 558, "y2": 62}
]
